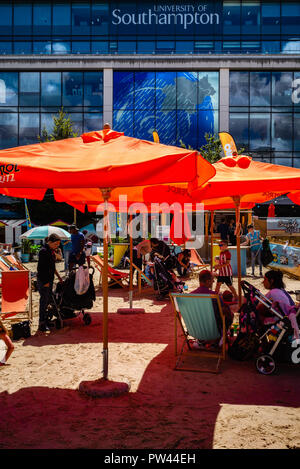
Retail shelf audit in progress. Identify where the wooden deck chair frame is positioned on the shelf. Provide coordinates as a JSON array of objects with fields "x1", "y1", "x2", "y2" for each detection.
[
  {"x1": 189, "y1": 249, "x2": 210, "y2": 277},
  {"x1": 3, "y1": 254, "x2": 28, "y2": 271},
  {"x1": 0, "y1": 270, "x2": 33, "y2": 326},
  {"x1": 125, "y1": 258, "x2": 155, "y2": 295},
  {"x1": 91, "y1": 255, "x2": 130, "y2": 289},
  {"x1": 170, "y1": 293, "x2": 226, "y2": 374}
]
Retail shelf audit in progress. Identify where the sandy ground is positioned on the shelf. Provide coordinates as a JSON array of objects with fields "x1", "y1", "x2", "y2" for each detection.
[{"x1": 0, "y1": 261, "x2": 300, "y2": 450}]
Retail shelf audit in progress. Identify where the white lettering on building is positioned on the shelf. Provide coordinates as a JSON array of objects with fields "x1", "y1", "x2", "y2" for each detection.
[{"x1": 112, "y1": 4, "x2": 219, "y2": 30}]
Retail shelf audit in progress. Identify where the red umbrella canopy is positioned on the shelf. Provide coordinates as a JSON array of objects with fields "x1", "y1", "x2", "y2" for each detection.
[
  {"x1": 0, "y1": 130, "x2": 215, "y2": 190},
  {"x1": 191, "y1": 160, "x2": 300, "y2": 201}
]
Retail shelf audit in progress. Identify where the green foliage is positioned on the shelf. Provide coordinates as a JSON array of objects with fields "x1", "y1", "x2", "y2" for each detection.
[
  {"x1": 21, "y1": 239, "x2": 33, "y2": 254},
  {"x1": 180, "y1": 133, "x2": 245, "y2": 164},
  {"x1": 29, "y1": 244, "x2": 41, "y2": 255},
  {"x1": 38, "y1": 107, "x2": 78, "y2": 142}
]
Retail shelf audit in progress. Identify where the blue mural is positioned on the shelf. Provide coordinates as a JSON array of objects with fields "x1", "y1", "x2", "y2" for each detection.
[{"x1": 113, "y1": 71, "x2": 219, "y2": 150}]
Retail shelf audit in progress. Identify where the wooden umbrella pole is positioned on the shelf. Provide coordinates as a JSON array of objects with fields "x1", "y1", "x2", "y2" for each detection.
[
  {"x1": 129, "y1": 213, "x2": 133, "y2": 308},
  {"x1": 233, "y1": 196, "x2": 242, "y2": 307},
  {"x1": 101, "y1": 187, "x2": 111, "y2": 380},
  {"x1": 210, "y1": 210, "x2": 214, "y2": 272}
]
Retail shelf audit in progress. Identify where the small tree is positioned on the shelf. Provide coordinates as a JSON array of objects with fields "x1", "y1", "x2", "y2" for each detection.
[
  {"x1": 180, "y1": 133, "x2": 245, "y2": 164},
  {"x1": 38, "y1": 107, "x2": 78, "y2": 142}
]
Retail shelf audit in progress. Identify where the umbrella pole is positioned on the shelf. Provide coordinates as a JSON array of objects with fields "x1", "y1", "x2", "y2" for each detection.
[
  {"x1": 129, "y1": 213, "x2": 133, "y2": 308},
  {"x1": 73, "y1": 208, "x2": 77, "y2": 225},
  {"x1": 233, "y1": 196, "x2": 242, "y2": 307},
  {"x1": 101, "y1": 188, "x2": 111, "y2": 380},
  {"x1": 210, "y1": 210, "x2": 214, "y2": 272}
]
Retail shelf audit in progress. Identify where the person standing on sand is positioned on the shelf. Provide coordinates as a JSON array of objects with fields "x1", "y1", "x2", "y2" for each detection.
[{"x1": 37, "y1": 233, "x2": 63, "y2": 333}]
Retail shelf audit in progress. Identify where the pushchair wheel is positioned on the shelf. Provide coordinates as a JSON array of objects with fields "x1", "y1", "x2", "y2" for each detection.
[
  {"x1": 83, "y1": 313, "x2": 92, "y2": 326},
  {"x1": 55, "y1": 318, "x2": 64, "y2": 330},
  {"x1": 256, "y1": 354, "x2": 276, "y2": 375}
]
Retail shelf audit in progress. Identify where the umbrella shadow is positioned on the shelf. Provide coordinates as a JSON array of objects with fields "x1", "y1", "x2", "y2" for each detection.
[{"x1": 3, "y1": 303, "x2": 300, "y2": 449}]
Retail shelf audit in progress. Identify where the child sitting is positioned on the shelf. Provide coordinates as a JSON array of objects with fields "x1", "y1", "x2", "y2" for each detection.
[{"x1": 214, "y1": 240, "x2": 238, "y2": 302}]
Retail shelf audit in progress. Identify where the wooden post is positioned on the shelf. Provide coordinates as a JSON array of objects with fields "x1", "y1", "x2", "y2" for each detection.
[
  {"x1": 233, "y1": 196, "x2": 242, "y2": 307},
  {"x1": 129, "y1": 213, "x2": 133, "y2": 308},
  {"x1": 210, "y1": 210, "x2": 214, "y2": 272},
  {"x1": 73, "y1": 207, "x2": 77, "y2": 225},
  {"x1": 101, "y1": 187, "x2": 111, "y2": 380}
]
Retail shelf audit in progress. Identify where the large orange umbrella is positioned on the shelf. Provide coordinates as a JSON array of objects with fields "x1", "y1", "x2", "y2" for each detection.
[
  {"x1": 0, "y1": 129, "x2": 215, "y2": 382},
  {"x1": 190, "y1": 160, "x2": 300, "y2": 304}
]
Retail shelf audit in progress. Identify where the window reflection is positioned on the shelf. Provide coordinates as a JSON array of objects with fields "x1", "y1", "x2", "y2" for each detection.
[
  {"x1": 19, "y1": 113, "x2": 39, "y2": 146},
  {"x1": 53, "y1": 4, "x2": 71, "y2": 35},
  {"x1": 0, "y1": 113, "x2": 17, "y2": 148},
  {"x1": 63, "y1": 72, "x2": 83, "y2": 106},
  {"x1": 0, "y1": 4, "x2": 12, "y2": 36},
  {"x1": 84, "y1": 72, "x2": 103, "y2": 107},
  {"x1": 272, "y1": 72, "x2": 293, "y2": 106},
  {"x1": 0, "y1": 73, "x2": 18, "y2": 106},
  {"x1": 13, "y1": 4, "x2": 32, "y2": 35},
  {"x1": 272, "y1": 113, "x2": 293, "y2": 150},
  {"x1": 249, "y1": 113, "x2": 270, "y2": 150},
  {"x1": 20, "y1": 73, "x2": 40, "y2": 106},
  {"x1": 230, "y1": 72, "x2": 249, "y2": 106},
  {"x1": 250, "y1": 72, "x2": 271, "y2": 106},
  {"x1": 41, "y1": 72, "x2": 61, "y2": 106},
  {"x1": 72, "y1": 4, "x2": 90, "y2": 35}
]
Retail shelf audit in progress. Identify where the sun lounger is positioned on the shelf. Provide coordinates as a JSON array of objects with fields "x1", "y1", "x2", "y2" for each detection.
[
  {"x1": 91, "y1": 254, "x2": 130, "y2": 289},
  {"x1": 170, "y1": 293, "x2": 226, "y2": 373},
  {"x1": 4, "y1": 254, "x2": 28, "y2": 271},
  {"x1": 189, "y1": 249, "x2": 210, "y2": 277},
  {"x1": 0, "y1": 270, "x2": 32, "y2": 326},
  {"x1": 124, "y1": 257, "x2": 154, "y2": 295}
]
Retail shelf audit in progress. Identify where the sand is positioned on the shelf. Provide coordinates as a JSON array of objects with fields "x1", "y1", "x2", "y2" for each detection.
[{"x1": 0, "y1": 261, "x2": 299, "y2": 450}]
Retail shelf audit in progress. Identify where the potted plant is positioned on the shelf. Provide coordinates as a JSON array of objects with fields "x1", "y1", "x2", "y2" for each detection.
[
  {"x1": 21, "y1": 239, "x2": 33, "y2": 263},
  {"x1": 30, "y1": 243, "x2": 41, "y2": 261}
]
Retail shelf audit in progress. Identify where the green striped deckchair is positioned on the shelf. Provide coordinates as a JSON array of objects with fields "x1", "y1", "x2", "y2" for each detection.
[{"x1": 170, "y1": 293, "x2": 226, "y2": 373}]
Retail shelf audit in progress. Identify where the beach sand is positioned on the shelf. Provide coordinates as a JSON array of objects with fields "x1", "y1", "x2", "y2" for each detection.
[{"x1": 0, "y1": 261, "x2": 299, "y2": 449}]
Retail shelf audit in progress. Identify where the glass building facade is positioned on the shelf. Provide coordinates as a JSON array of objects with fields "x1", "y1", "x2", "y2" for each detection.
[
  {"x1": 0, "y1": 1, "x2": 299, "y2": 169},
  {"x1": 0, "y1": 1, "x2": 299, "y2": 55}
]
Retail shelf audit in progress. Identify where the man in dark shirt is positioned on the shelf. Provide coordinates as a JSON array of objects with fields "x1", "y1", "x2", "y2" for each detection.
[
  {"x1": 37, "y1": 233, "x2": 63, "y2": 332},
  {"x1": 68, "y1": 224, "x2": 86, "y2": 270},
  {"x1": 217, "y1": 218, "x2": 229, "y2": 242}
]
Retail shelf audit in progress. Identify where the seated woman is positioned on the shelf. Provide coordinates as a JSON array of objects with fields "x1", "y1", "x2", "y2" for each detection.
[
  {"x1": 176, "y1": 249, "x2": 191, "y2": 278},
  {"x1": 257, "y1": 270, "x2": 295, "y2": 326}
]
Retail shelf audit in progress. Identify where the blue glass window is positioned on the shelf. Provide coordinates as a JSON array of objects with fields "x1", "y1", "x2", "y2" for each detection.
[
  {"x1": 294, "y1": 115, "x2": 300, "y2": 151},
  {"x1": 0, "y1": 42, "x2": 12, "y2": 54},
  {"x1": 272, "y1": 114, "x2": 293, "y2": 151},
  {"x1": 52, "y1": 42, "x2": 71, "y2": 54},
  {"x1": 72, "y1": 42, "x2": 91, "y2": 54},
  {"x1": 223, "y1": 2, "x2": 241, "y2": 35},
  {"x1": 176, "y1": 41, "x2": 194, "y2": 53},
  {"x1": 72, "y1": 4, "x2": 91, "y2": 35},
  {"x1": 137, "y1": 42, "x2": 155, "y2": 54},
  {"x1": 230, "y1": 72, "x2": 249, "y2": 106},
  {"x1": 262, "y1": 41, "x2": 280, "y2": 54},
  {"x1": 118, "y1": 41, "x2": 136, "y2": 54},
  {"x1": 91, "y1": 4, "x2": 109, "y2": 35},
  {"x1": 250, "y1": 72, "x2": 271, "y2": 106},
  {"x1": 84, "y1": 113, "x2": 103, "y2": 132},
  {"x1": 67, "y1": 113, "x2": 82, "y2": 134},
  {"x1": 114, "y1": 72, "x2": 134, "y2": 110},
  {"x1": 241, "y1": 2, "x2": 260, "y2": 35},
  {"x1": 33, "y1": 4, "x2": 51, "y2": 35},
  {"x1": 0, "y1": 4, "x2": 12, "y2": 36},
  {"x1": 63, "y1": 72, "x2": 83, "y2": 106},
  {"x1": 134, "y1": 111, "x2": 155, "y2": 140},
  {"x1": 156, "y1": 111, "x2": 176, "y2": 145},
  {"x1": 19, "y1": 113, "x2": 39, "y2": 146},
  {"x1": 41, "y1": 112, "x2": 54, "y2": 134},
  {"x1": 229, "y1": 113, "x2": 249, "y2": 149},
  {"x1": 177, "y1": 110, "x2": 198, "y2": 149},
  {"x1": 134, "y1": 72, "x2": 155, "y2": 110},
  {"x1": 198, "y1": 110, "x2": 218, "y2": 147},
  {"x1": 0, "y1": 73, "x2": 18, "y2": 107},
  {"x1": 113, "y1": 109, "x2": 134, "y2": 136},
  {"x1": 177, "y1": 72, "x2": 198, "y2": 110},
  {"x1": 92, "y1": 41, "x2": 108, "y2": 54},
  {"x1": 84, "y1": 72, "x2": 103, "y2": 107},
  {"x1": 0, "y1": 114, "x2": 17, "y2": 148},
  {"x1": 53, "y1": 3, "x2": 71, "y2": 35},
  {"x1": 249, "y1": 113, "x2": 270, "y2": 150},
  {"x1": 272, "y1": 72, "x2": 293, "y2": 106},
  {"x1": 33, "y1": 42, "x2": 51, "y2": 55},
  {"x1": 13, "y1": 4, "x2": 32, "y2": 35},
  {"x1": 282, "y1": 3, "x2": 300, "y2": 35},
  {"x1": 261, "y1": 3, "x2": 280, "y2": 34},
  {"x1": 14, "y1": 41, "x2": 32, "y2": 55},
  {"x1": 156, "y1": 72, "x2": 176, "y2": 110},
  {"x1": 198, "y1": 72, "x2": 219, "y2": 110},
  {"x1": 41, "y1": 72, "x2": 61, "y2": 107},
  {"x1": 20, "y1": 72, "x2": 40, "y2": 106},
  {"x1": 282, "y1": 41, "x2": 300, "y2": 55}
]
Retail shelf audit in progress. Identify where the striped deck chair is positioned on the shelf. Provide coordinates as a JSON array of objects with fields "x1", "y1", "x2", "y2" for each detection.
[
  {"x1": 170, "y1": 293, "x2": 226, "y2": 373},
  {"x1": 189, "y1": 249, "x2": 210, "y2": 277},
  {"x1": 0, "y1": 270, "x2": 32, "y2": 325},
  {"x1": 4, "y1": 254, "x2": 28, "y2": 271},
  {"x1": 91, "y1": 255, "x2": 130, "y2": 289},
  {"x1": 125, "y1": 257, "x2": 154, "y2": 295}
]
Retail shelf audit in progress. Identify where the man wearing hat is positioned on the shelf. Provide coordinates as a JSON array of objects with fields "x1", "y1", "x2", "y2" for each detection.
[{"x1": 68, "y1": 224, "x2": 86, "y2": 271}]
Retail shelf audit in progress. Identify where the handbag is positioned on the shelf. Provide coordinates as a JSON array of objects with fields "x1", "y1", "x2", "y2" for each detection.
[{"x1": 11, "y1": 321, "x2": 31, "y2": 341}]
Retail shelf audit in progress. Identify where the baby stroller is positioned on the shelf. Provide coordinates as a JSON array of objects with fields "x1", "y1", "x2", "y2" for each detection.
[
  {"x1": 47, "y1": 266, "x2": 96, "y2": 329},
  {"x1": 152, "y1": 255, "x2": 185, "y2": 300},
  {"x1": 240, "y1": 280, "x2": 300, "y2": 375}
]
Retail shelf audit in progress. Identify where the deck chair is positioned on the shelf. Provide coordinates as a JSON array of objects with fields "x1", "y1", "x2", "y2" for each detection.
[
  {"x1": 0, "y1": 270, "x2": 32, "y2": 325},
  {"x1": 189, "y1": 249, "x2": 210, "y2": 277},
  {"x1": 125, "y1": 257, "x2": 154, "y2": 295},
  {"x1": 4, "y1": 254, "x2": 28, "y2": 271},
  {"x1": 91, "y1": 255, "x2": 130, "y2": 289},
  {"x1": 170, "y1": 293, "x2": 226, "y2": 373}
]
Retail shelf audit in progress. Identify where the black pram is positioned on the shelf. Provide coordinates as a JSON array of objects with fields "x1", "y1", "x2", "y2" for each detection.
[
  {"x1": 152, "y1": 255, "x2": 185, "y2": 300},
  {"x1": 47, "y1": 266, "x2": 95, "y2": 328}
]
